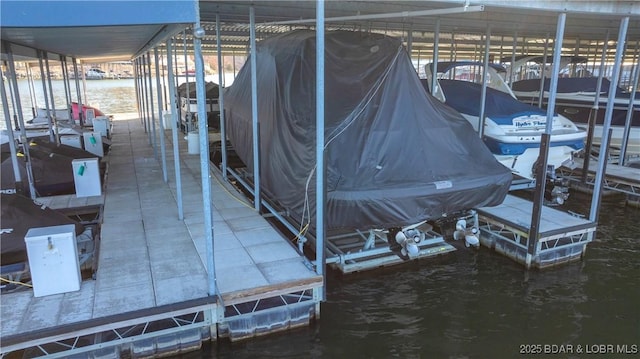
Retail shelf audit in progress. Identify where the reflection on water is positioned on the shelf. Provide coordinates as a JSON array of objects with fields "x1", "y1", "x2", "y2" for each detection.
[
  {"x1": 190, "y1": 192, "x2": 639, "y2": 358},
  {"x1": 0, "y1": 79, "x2": 137, "y2": 129}
]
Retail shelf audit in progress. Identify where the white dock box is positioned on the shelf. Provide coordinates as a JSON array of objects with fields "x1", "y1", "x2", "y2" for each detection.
[
  {"x1": 82, "y1": 131, "x2": 104, "y2": 157},
  {"x1": 72, "y1": 158, "x2": 102, "y2": 197},
  {"x1": 60, "y1": 135, "x2": 82, "y2": 149},
  {"x1": 25, "y1": 224, "x2": 81, "y2": 297},
  {"x1": 93, "y1": 116, "x2": 110, "y2": 137}
]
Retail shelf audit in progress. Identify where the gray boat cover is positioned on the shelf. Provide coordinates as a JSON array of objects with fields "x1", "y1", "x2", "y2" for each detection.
[{"x1": 224, "y1": 30, "x2": 512, "y2": 230}]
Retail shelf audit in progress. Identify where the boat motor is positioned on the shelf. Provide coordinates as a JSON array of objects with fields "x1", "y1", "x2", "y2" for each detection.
[
  {"x1": 544, "y1": 164, "x2": 570, "y2": 205},
  {"x1": 388, "y1": 223, "x2": 428, "y2": 259},
  {"x1": 453, "y1": 219, "x2": 480, "y2": 248},
  {"x1": 395, "y1": 228, "x2": 423, "y2": 258}
]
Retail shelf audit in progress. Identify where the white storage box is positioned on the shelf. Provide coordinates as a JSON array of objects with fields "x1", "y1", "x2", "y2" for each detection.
[
  {"x1": 92, "y1": 116, "x2": 110, "y2": 137},
  {"x1": 82, "y1": 131, "x2": 104, "y2": 157},
  {"x1": 60, "y1": 135, "x2": 82, "y2": 149},
  {"x1": 25, "y1": 224, "x2": 81, "y2": 297},
  {"x1": 72, "y1": 158, "x2": 102, "y2": 197}
]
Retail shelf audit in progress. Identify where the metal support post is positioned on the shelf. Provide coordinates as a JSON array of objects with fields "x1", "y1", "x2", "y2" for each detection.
[
  {"x1": 590, "y1": 17, "x2": 629, "y2": 222},
  {"x1": 37, "y1": 50, "x2": 54, "y2": 142},
  {"x1": 619, "y1": 42, "x2": 639, "y2": 166},
  {"x1": 315, "y1": 0, "x2": 326, "y2": 302},
  {"x1": 250, "y1": 6, "x2": 261, "y2": 212},
  {"x1": 193, "y1": 4, "x2": 218, "y2": 296},
  {"x1": 72, "y1": 58, "x2": 84, "y2": 126},
  {"x1": 430, "y1": 18, "x2": 440, "y2": 95},
  {"x1": 478, "y1": 27, "x2": 491, "y2": 138},
  {"x1": 147, "y1": 52, "x2": 158, "y2": 158},
  {"x1": 44, "y1": 53, "x2": 60, "y2": 143},
  {"x1": 216, "y1": 14, "x2": 228, "y2": 179},
  {"x1": 5, "y1": 42, "x2": 37, "y2": 198},
  {"x1": 527, "y1": 13, "x2": 566, "y2": 268},
  {"x1": 154, "y1": 48, "x2": 168, "y2": 182},
  {"x1": 582, "y1": 32, "x2": 609, "y2": 182},
  {"x1": 0, "y1": 65, "x2": 23, "y2": 191},
  {"x1": 166, "y1": 38, "x2": 185, "y2": 220}
]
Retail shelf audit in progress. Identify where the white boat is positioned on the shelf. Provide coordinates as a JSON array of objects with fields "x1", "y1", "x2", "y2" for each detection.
[
  {"x1": 85, "y1": 68, "x2": 106, "y2": 80},
  {"x1": 423, "y1": 61, "x2": 586, "y2": 186},
  {"x1": 505, "y1": 55, "x2": 640, "y2": 159}
]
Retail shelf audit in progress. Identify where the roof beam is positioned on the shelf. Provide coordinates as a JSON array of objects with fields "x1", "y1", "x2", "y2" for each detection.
[{"x1": 262, "y1": 5, "x2": 485, "y2": 25}]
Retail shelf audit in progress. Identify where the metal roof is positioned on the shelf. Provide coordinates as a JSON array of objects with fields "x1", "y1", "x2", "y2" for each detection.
[{"x1": 1, "y1": 1, "x2": 639, "y2": 62}]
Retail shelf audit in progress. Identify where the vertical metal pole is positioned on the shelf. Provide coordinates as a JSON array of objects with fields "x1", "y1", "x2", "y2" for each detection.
[
  {"x1": 81, "y1": 62, "x2": 88, "y2": 108},
  {"x1": 526, "y1": 13, "x2": 566, "y2": 269},
  {"x1": 140, "y1": 58, "x2": 147, "y2": 130},
  {"x1": 154, "y1": 47, "x2": 168, "y2": 182},
  {"x1": 166, "y1": 38, "x2": 184, "y2": 220},
  {"x1": 582, "y1": 32, "x2": 609, "y2": 182},
  {"x1": 160, "y1": 47, "x2": 168, "y2": 111},
  {"x1": 315, "y1": 0, "x2": 326, "y2": 302},
  {"x1": 143, "y1": 56, "x2": 152, "y2": 140},
  {"x1": 590, "y1": 17, "x2": 629, "y2": 222},
  {"x1": 5, "y1": 60, "x2": 20, "y2": 131},
  {"x1": 0, "y1": 65, "x2": 23, "y2": 189},
  {"x1": 510, "y1": 32, "x2": 517, "y2": 87},
  {"x1": 133, "y1": 59, "x2": 141, "y2": 121},
  {"x1": 193, "y1": 3, "x2": 217, "y2": 296},
  {"x1": 61, "y1": 56, "x2": 72, "y2": 115},
  {"x1": 452, "y1": 32, "x2": 457, "y2": 62},
  {"x1": 44, "y1": 53, "x2": 60, "y2": 143},
  {"x1": 72, "y1": 58, "x2": 84, "y2": 126},
  {"x1": 572, "y1": 38, "x2": 580, "y2": 77},
  {"x1": 26, "y1": 64, "x2": 38, "y2": 116},
  {"x1": 5, "y1": 42, "x2": 37, "y2": 199},
  {"x1": 406, "y1": 23, "x2": 413, "y2": 55},
  {"x1": 37, "y1": 50, "x2": 54, "y2": 142},
  {"x1": 430, "y1": 18, "x2": 440, "y2": 95},
  {"x1": 537, "y1": 34, "x2": 550, "y2": 108},
  {"x1": 147, "y1": 52, "x2": 158, "y2": 158},
  {"x1": 216, "y1": 14, "x2": 228, "y2": 179},
  {"x1": 619, "y1": 45, "x2": 639, "y2": 166},
  {"x1": 250, "y1": 6, "x2": 261, "y2": 212},
  {"x1": 184, "y1": 30, "x2": 191, "y2": 133},
  {"x1": 478, "y1": 27, "x2": 491, "y2": 138}
]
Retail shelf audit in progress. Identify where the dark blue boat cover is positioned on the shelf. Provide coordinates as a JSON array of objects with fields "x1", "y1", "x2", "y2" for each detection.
[
  {"x1": 224, "y1": 30, "x2": 512, "y2": 230},
  {"x1": 1, "y1": 193, "x2": 83, "y2": 265},
  {"x1": 512, "y1": 77, "x2": 640, "y2": 99},
  {"x1": 422, "y1": 79, "x2": 548, "y2": 125}
]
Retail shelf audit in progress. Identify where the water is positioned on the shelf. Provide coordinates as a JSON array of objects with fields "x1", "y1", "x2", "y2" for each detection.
[
  {"x1": 0, "y1": 78, "x2": 137, "y2": 129},
  {"x1": 185, "y1": 191, "x2": 639, "y2": 358},
  {"x1": 4, "y1": 79, "x2": 638, "y2": 357}
]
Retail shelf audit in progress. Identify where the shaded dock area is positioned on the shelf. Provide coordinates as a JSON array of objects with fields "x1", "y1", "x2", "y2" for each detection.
[{"x1": 0, "y1": 115, "x2": 322, "y2": 357}]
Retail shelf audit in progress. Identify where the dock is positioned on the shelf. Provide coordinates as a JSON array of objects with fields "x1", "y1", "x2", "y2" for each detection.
[
  {"x1": 0, "y1": 115, "x2": 322, "y2": 357},
  {"x1": 559, "y1": 158, "x2": 640, "y2": 201},
  {"x1": 476, "y1": 194, "x2": 597, "y2": 269}
]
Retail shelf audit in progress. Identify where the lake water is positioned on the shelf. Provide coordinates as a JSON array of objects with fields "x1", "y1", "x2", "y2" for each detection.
[
  {"x1": 192, "y1": 190, "x2": 639, "y2": 358},
  {"x1": 3, "y1": 78, "x2": 638, "y2": 358},
  {"x1": 0, "y1": 79, "x2": 138, "y2": 129}
]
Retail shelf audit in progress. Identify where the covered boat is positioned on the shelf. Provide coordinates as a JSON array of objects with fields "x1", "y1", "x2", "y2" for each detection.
[
  {"x1": 1, "y1": 138, "x2": 102, "y2": 196},
  {"x1": 224, "y1": 30, "x2": 512, "y2": 231},
  {"x1": 423, "y1": 61, "x2": 586, "y2": 183},
  {"x1": 176, "y1": 81, "x2": 220, "y2": 132},
  {"x1": 505, "y1": 55, "x2": 640, "y2": 157}
]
